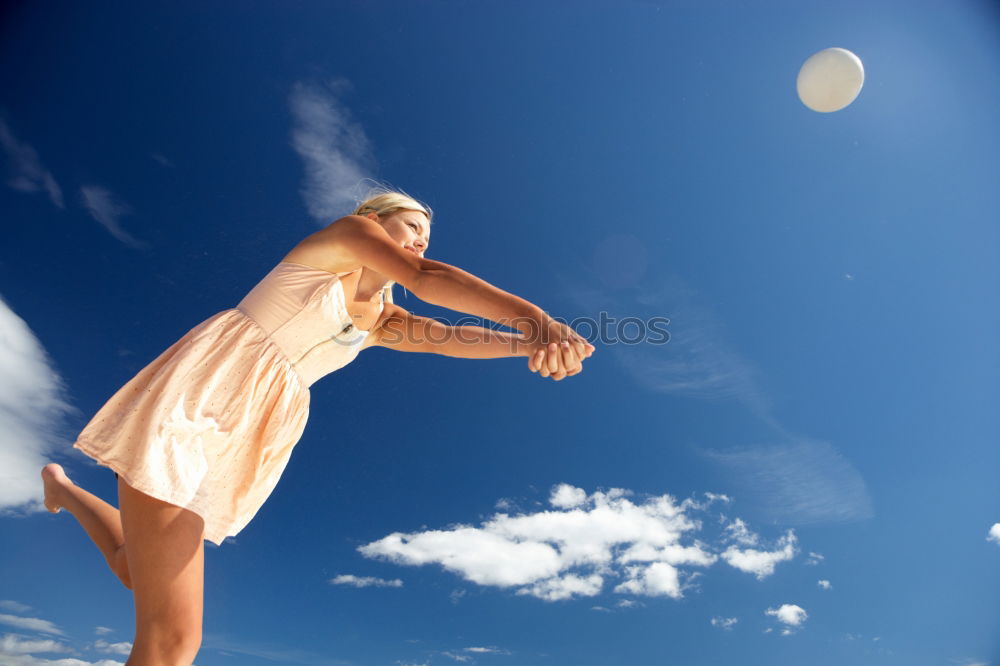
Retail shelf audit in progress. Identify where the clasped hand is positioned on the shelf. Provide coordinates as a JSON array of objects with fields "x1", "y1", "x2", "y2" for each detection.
[{"x1": 523, "y1": 317, "x2": 595, "y2": 381}]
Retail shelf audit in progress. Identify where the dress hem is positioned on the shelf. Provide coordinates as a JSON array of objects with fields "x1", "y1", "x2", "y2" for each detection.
[{"x1": 73, "y1": 439, "x2": 234, "y2": 546}]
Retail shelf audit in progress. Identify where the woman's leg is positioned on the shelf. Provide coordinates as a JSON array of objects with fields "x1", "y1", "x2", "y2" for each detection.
[
  {"x1": 118, "y1": 475, "x2": 205, "y2": 666},
  {"x1": 41, "y1": 463, "x2": 132, "y2": 588}
]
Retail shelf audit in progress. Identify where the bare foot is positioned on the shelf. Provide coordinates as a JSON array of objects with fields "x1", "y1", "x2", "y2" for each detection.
[{"x1": 41, "y1": 463, "x2": 72, "y2": 514}]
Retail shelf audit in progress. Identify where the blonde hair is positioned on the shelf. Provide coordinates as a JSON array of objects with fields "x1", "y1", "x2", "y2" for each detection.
[{"x1": 350, "y1": 186, "x2": 432, "y2": 305}]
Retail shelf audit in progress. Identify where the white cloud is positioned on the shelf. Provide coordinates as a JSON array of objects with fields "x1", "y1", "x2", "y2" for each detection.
[
  {"x1": 361, "y1": 526, "x2": 563, "y2": 589},
  {"x1": 765, "y1": 604, "x2": 808, "y2": 628},
  {"x1": 987, "y1": 524, "x2": 1000, "y2": 545},
  {"x1": 93, "y1": 628, "x2": 113, "y2": 636},
  {"x1": 0, "y1": 296, "x2": 80, "y2": 514},
  {"x1": 93, "y1": 640, "x2": 131, "y2": 656},
  {"x1": 289, "y1": 80, "x2": 375, "y2": 222},
  {"x1": 0, "y1": 615, "x2": 63, "y2": 636},
  {"x1": 360, "y1": 486, "x2": 794, "y2": 602},
  {"x1": 79, "y1": 186, "x2": 147, "y2": 249},
  {"x1": 0, "y1": 119, "x2": 64, "y2": 208},
  {"x1": 614, "y1": 563, "x2": 681, "y2": 599},
  {"x1": 550, "y1": 483, "x2": 587, "y2": 509},
  {"x1": 723, "y1": 518, "x2": 759, "y2": 546},
  {"x1": 711, "y1": 616, "x2": 738, "y2": 630},
  {"x1": 329, "y1": 574, "x2": 403, "y2": 588},
  {"x1": 721, "y1": 530, "x2": 797, "y2": 580},
  {"x1": 817, "y1": 579, "x2": 832, "y2": 590},
  {"x1": 806, "y1": 552, "x2": 825, "y2": 565},
  {"x1": 520, "y1": 574, "x2": 604, "y2": 601}
]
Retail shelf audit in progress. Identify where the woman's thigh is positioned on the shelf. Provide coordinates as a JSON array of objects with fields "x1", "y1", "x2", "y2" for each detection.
[{"x1": 117, "y1": 477, "x2": 205, "y2": 651}]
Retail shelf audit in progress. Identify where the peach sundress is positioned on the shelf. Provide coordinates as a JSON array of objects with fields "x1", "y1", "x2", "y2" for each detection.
[{"x1": 73, "y1": 262, "x2": 382, "y2": 545}]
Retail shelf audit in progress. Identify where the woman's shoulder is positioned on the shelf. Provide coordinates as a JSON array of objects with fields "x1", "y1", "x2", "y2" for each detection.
[{"x1": 282, "y1": 217, "x2": 364, "y2": 274}]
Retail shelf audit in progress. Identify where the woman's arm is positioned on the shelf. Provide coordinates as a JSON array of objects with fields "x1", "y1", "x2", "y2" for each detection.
[
  {"x1": 325, "y1": 216, "x2": 556, "y2": 339},
  {"x1": 367, "y1": 302, "x2": 530, "y2": 359},
  {"x1": 366, "y1": 303, "x2": 589, "y2": 378}
]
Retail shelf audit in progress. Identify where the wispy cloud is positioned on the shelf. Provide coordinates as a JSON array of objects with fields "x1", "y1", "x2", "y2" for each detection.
[
  {"x1": 705, "y1": 440, "x2": 873, "y2": 526},
  {"x1": 463, "y1": 647, "x2": 510, "y2": 655},
  {"x1": 0, "y1": 610, "x2": 129, "y2": 665},
  {"x1": 817, "y1": 579, "x2": 832, "y2": 590},
  {"x1": 0, "y1": 614, "x2": 64, "y2": 636},
  {"x1": 330, "y1": 574, "x2": 403, "y2": 588},
  {"x1": 0, "y1": 602, "x2": 32, "y2": 614},
  {"x1": 591, "y1": 599, "x2": 643, "y2": 613},
  {"x1": 567, "y1": 268, "x2": 766, "y2": 410},
  {"x1": 79, "y1": 185, "x2": 148, "y2": 249},
  {"x1": 711, "y1": 616, "x2": 738, "y2": 630},
  {"x1": 201, "y1": 633, "x2": 352, "y2": 665},
  {"x1": 0, "y1": 633, "x2": 72, "y2": 656},
  {"x1": 0, "y1": 119, "x2": 64, "y2": 208},
  {"x1": 150, "y1": 153, "x2": 173, "y2": 168},
  {"x1": 0, "y1": 652, "x2": 124, "y2": 666},
  {"x1": 805, "y1": 551, "x2": 825, "y2": 565},
  {"x1": 564, "y1": 257, "x2": 872, "y2": 528},
  {"x1": 359, "y1": 485, "x2": 791, "y2": 602},
  {"x1": 93, "y1": 639, "x2": 132, "y2": 656},
  {"x1": 0, "y1": 296, "x2": 80, "y2": 515},
  {"x1": 987, "y1": 523, "x2": 1000, "y2": 546},
  {"x1": 289, "y1": 80, "x2": 375, "y2": 222}
]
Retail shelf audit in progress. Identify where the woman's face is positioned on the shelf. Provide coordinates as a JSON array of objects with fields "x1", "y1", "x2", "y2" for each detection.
[{"x1": 372, "y1": 209, "x2": 430, "y2": 257}]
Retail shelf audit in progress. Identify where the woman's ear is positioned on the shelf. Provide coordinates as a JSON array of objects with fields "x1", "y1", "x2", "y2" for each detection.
[{"x1": 364, "y1": 212, "x2": 379, "y2": 222}]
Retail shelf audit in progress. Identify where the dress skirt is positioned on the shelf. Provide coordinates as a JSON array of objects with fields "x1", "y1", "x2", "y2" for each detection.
[{"x1": 73, "y1": 308, "x2": 311, "y2": 545}]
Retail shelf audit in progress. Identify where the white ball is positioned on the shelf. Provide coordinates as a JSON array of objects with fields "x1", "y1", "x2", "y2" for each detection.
[{"x1": 797, "y1": 47, "x2": 865, "y2": 112}]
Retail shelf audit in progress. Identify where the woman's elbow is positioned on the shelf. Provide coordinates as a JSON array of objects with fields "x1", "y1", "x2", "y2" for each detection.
[{"x1": 406, "y1": 259, "x2": 451, "y2": 300}]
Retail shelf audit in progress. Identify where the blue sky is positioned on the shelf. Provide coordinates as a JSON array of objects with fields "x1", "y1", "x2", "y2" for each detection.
[{"x1": 1, "y1": 1, "x2": 999, "y2": 664}]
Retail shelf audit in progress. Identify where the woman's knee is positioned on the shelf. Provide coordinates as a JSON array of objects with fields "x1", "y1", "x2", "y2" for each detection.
[{"x1": 131, "y1": 625, "x2": 202, "y2": 665}]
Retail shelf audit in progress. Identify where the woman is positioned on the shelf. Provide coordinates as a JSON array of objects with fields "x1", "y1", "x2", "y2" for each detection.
[{"x1": 41, "y1": 188, "x2": 593, "y2": 666}]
